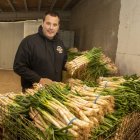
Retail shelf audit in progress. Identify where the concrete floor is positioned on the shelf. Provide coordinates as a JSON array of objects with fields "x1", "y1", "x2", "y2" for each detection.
[
  {"x1": 0, "y1": 70, "x2": 21, "y2": 94},
  {"x1": 0, "y1": 70, "x2": 70, "y2": 94}
]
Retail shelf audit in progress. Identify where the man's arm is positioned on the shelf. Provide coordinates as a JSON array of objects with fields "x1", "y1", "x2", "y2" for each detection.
[{"x1": 13, "y1": 38, "x2": 41, "y2": 83}]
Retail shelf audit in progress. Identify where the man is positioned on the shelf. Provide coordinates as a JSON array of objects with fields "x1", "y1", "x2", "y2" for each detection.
[{"x1": 13, "y1": 11, "x2": 67, "y2": 92}]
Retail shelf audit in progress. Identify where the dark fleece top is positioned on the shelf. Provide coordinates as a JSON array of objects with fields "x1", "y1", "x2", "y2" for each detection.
[{"x1": 13, "y1": 26, "x2": 67, "y2": 89}]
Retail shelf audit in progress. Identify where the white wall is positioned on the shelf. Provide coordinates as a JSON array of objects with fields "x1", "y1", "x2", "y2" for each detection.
[
  {"x1": 116, "y1": 0, "x2": 140, "y2": 75},
  {"x1": 0, "y1": 22, "x2": 24, "y2": 69},
  {"x1": 24, "y1": 20, "x2": 42, "y2": 37},
  {"x1": 0, "y1": 20, "x2": 42, "y2": 69}
]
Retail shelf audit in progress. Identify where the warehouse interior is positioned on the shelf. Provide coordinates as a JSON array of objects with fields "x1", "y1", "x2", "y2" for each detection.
[
  {"x1": 0, "y1": 0, "x2": 140, "y2": 139},
  {"x1": 0, "y1": 0, "x2": 140, "y2": 91}
]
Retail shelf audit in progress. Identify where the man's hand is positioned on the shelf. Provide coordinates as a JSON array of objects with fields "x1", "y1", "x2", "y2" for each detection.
[{"x1": 39, "y1": 78, "x2": 53, "y2": 86}]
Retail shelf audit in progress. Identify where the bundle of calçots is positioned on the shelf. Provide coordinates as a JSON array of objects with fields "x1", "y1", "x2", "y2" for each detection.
[
  {"x1": 0, "y1": 75, "x2": 139, "y2": 140},
  {"x1": 65, "y1": 48, "x2": 118, "y2": 85},
  {"x1": 0, "y1": 82, "x2": 115, "y2": 140},
  {"x1": 90, "y1": 76, "x2": 140, "y2": 140},
  {"x1": 0, "y1": 91, "x2": 73, "y2": 140},
  {"x1": 65, "y1": 76, "x2": 140, "y2": 139}
]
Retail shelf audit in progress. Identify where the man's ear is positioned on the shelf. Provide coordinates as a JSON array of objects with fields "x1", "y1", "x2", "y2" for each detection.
[
  {"x1": 57, "y1": 24, "x2": 60, "y2": 32},
  {"x1": 41, "y1": 21, "x2": 44, "y2": 27},
  {"x1": 57, "y1": 27, "x2": 60, "y2": 33}
]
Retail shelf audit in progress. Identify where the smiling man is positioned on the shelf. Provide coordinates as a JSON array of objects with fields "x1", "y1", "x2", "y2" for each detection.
[
  {"x1": 42, "y1": 13, "x2": 60, "y2": 39},
  {"x1": 13, "y1": 11, "x2": 67, "y2": 92}
]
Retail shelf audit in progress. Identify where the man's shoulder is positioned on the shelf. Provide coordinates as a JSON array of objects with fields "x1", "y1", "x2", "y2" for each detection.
[
  {"x1": 22, "y1": 33, "x2": 42, "y2": 45},
  {"x1": 24, "y1": 33, "x2": 39, "y2": 41}
]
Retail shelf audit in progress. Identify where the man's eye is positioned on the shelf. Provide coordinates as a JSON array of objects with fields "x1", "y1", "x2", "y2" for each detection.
[
  {"x1": 53, "y1": 24, "x2": 58, "y2": 27},
  {"x1": 46, "y1": 22, "x2": 50, "y2": 25}
]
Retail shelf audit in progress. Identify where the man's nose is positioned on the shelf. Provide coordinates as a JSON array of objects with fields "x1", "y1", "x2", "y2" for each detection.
[{"x1": 49, "y1": 24, "x2": 54, "y2": 29}]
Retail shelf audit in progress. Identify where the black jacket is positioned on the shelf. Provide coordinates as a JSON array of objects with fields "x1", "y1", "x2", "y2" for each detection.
[{"x1": 13, "y1": 26, "x2": 67, "y2": 90}]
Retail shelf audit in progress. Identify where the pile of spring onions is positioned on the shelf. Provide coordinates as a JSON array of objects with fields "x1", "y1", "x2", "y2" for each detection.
[
  {"x1": 90, "y1": 75, "x2": 140, "y2": 140},
  {"x1": 0, "y1": 74, "x2": 139, "y2": 140},
  {"x1": 46, "y1": 83, "x2": 114, "y2": 138},
  {"x1": 65, "y1": 48, "x2": 118, "y2": 83},
  {"x1": 67, "y1": 76, "x2": 125, "y2": 95},
  {"x1": 0, "y1": 82, "x2": 115, "y2": 140},
  {"x1": 66, "y1": 76, "x2": 140, "y2": 139},
  {"x1": 0, "y1": 91, "x2": 72, "y2": 140},
  {"x1": 67, "y1": 47, "x2": 82, "y2": 61},
  {"x1": 97, "y1": 76, "x2": 126, "y2": 90}
]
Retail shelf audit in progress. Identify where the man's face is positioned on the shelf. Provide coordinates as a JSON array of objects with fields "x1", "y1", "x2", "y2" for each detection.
[{"x1": 42, "y1": 15, "x2": 60, "y2": 40}]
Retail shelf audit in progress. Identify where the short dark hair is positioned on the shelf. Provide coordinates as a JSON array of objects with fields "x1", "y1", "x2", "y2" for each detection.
[{"x1": 43, "y1": 11, "x2": 60, "y2": 22}]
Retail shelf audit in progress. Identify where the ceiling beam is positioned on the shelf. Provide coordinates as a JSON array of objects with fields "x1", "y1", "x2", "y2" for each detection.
[
  {"x1": 0, "y1": 8, "x2": 3, "y2": 12},
  {"x1": 0, "y1": 11, "x2": 71, "y2": 21},
  {"x1": 50, "y1": 0, "x2": 57, "y2": 11},
  {"x1": 7, "y1": 0, "x2": 16, "y2": 12},
  {"x1": 73, "y1": 0, "x2": 87, "y2": 10},
  {"x1": 62, "y1": 0, "x2": 72, "y2": 10},
  {"x1": 38, "y1": 0, "x2": 42, "y2": 11},
  {"x1": 24, "y1": 0, "x2": 28, "y2": 12}
]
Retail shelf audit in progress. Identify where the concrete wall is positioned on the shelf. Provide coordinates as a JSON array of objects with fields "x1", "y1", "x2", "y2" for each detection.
[
  {"x1": 70, "y1": 0, "x2": 121, "y2": 61},
  {"x1": 24, "y1": 20, "x2": 42, "y2": 37},
  {"x1": 0, "y1": 22, "x2": 24, "y2": 69},
  {"x1": 116, "y1": 0, "x2": 140, "y2": 75}
]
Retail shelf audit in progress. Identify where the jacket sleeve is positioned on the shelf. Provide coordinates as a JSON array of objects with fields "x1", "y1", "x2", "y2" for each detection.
[{"x1": 13, "y1": 37, "x2": 41, "y2": 83}]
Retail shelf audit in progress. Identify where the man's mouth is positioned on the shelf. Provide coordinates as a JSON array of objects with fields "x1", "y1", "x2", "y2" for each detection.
[{"x1": 47, "y1": 30, "x2": 54, "y2": 34}]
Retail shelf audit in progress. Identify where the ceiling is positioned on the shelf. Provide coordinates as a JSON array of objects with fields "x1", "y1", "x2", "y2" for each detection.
[{"x1": 0, "y1": 0, "x2": 82, "y2": 21}]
